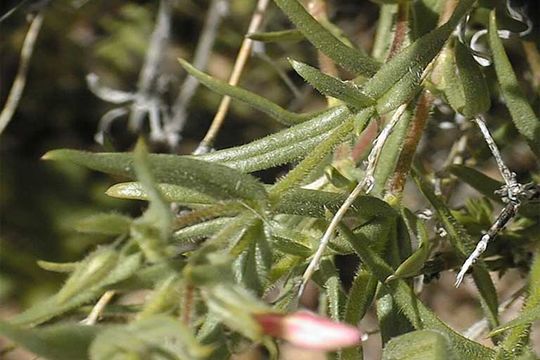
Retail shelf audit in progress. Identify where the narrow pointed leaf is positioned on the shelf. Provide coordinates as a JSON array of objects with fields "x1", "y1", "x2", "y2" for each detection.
[
  {"x1": 342, "y1": 269, "x2": 377, "y2": 360},
  {"x1": 131, "y1": 140, "x2": 172, "y2": 262},
  {"x1": 43, "y1": 149, "x2": 268, "y2": 206},
  {"x1": 74, "y1": 212, "x2": 132, "y2": 235},
  {"x1": 12, "y1": 253, "x2": 142, "y2": 326},
  {"x1": 489, "y1": 11, "x2": 540, "y2": 157},
  {"x1": 0, "y1": 321, "x2": 102, "y2": 360},
  {"x1": 106, "y1": 182, "x2": 216, "y2": 204},
  {"x1": 491, "y1": 248, "x2": 540, "y2": 357},
  {"x1": 57, "y1": 246, "x2": 118, "y2": 303},
  {"x1": 273, "y1": 188, "x2": 396, "y2": 219},
  {"x1": 247, "y1": 29, "x2": 304, "y2": 42},
  {"x1": 173, "y1": 218, "x2": 233, "y2": 243},
  {"x1": 455, "y1": 41, "x2": 491, "y2": 117},
  {"x1": 273, "y1": 0, "x2": 380, "y2": 77},
  {"x1": 290, "y1": 59, "x2": 375, "y2": 108},
  {"x1": 449, "y1": 165, "x2": 501, "y2": 201},
  {"x1": 233, "y1": 220, "x2": 272, "y2": 295},
  {"x1": 412, "y1": 168, "x2": 499, "y2": 328},
  {"x1": 37, "y1": 260, "x2": 78, "y2": 273},
  {"x1": 179, "y1": 58, "x2": 310, "y2": 126},
  {"x1": 89, "y1": 315, "x2": 212, "y2": 360},
  {"x1": 382, "y1": 330, "x2": 457, "y2": 360},
  {"x1": 361, "y1": 0, "x2": 476, "y2": 114},
  {"x1": 198, "y1": 106, "x2": 350, "y2": 171},
  {"x1": 338, "y1": 224, "x2": 495, "y2": 358},
  {"x1": 271, "y1": 108, "x2": 372, "y2": 195}
]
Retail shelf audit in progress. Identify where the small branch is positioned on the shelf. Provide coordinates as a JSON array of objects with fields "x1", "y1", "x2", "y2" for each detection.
[
  {"x1": 194, "y1": 0, "x2": 271, "y2": 154},
  {"x1": 388, "y1": 92, "x2": 434, "y2": 196},
  {"x1": 386, "y1": 1, "x2": 409, "y2": 61},
  {"x1": 474, "y1": 115, "x2": 516, "y2": 191},
  {"x1": 298, "y1": 104, "x2": 408, "y2": 298},
  {"x1": 455, "y1": 115, "x2": 538, "y2": 287},
  {"x1": 0, "y1": 12, "x2": 44, "y2": 135},
  {"x1": 80, "y1": 290, "x2": 115, "y2": 325},
  {"x1": 167, "y1": 0, "x2": 229, "y2": 148},
  {"x1": 181, "y1": 283, "x2": 195, "y2": 326},
  {"x1": 128, "y1": 0, "x2": 172, "y2": 132}
]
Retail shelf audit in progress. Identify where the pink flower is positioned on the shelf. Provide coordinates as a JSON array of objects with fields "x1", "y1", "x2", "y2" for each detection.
[{"x1": 254, "y1": 311, "x2": 362, "y2": 351}]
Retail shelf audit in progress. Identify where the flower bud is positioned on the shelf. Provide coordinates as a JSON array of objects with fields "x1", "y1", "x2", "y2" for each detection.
[{"x1": 255, "y1": 311, "x2": 361, "y2": 351}]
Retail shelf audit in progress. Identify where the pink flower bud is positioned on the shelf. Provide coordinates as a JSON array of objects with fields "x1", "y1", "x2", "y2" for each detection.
[{"x1": 255, "y1": 311, "x2": 361, "y2": 351}]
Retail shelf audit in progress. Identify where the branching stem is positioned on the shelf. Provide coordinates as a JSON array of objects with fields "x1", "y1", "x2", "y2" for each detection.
[{"x1": 298, "y1": 104, "x2": 408, "y2": 298}]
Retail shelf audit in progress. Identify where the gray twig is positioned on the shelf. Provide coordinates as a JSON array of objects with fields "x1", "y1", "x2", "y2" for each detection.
[
  {"x1": 128, "y1": 0, "x2": 173, "y2": 132},
  {"x1": 455, "y1": 115, "x2": 539, "y2": 287},
  {"x1": 0, "y1": 12, "x2": 44, "y2": 135},
  {"x1": 167, "y1": 0, "x2": 229, "y2": 149}
]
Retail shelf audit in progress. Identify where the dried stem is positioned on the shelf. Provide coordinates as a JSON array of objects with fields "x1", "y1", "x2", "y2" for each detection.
[
  {"x1": 299, "y1": 104, "x2": 408, "y2": 298},
  {"x1": 181, "y1": 283, "x2": 195, "y2": 326},
  {"x1": 386, "y1": 1, "x2": 409, "y2": 61},
  {"x1": 388, "y1": 92, "x2": 434, "y2": 196},
  {"x1": 194, "y1": 0, "x2": 271, "y2": 154},
  {"x1": 80, "y1": 290, "x2": 116, "y2": 325},
  {"x1": 0, "y1": 12, "x2": 44, "y2": 135},
  {"x1": 128, "y1": 0, "x2": 172, "y2": 132},
  {"x1": 168, "y1": 0, "x2": 229, "y2": 147}
]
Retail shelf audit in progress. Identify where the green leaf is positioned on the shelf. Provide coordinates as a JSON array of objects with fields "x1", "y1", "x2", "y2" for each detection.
[
  {"x1": 43, "y1": 149, "x2": 268, "y2": 207},
  {"x1": 106, "y1": 182, "x2": 216, "y2": 204},
  {"x1": 233, "y1": 220, "x2": 272, "y2": 295},
  {"x1": 199, "y1": 106, "x2": 350, "y2": 172},
  {"x1": 338, "y1": 223, "x2": 495, "y2": 359},
  {"x1": 0, "y1": 321, "x2": 102, "y2": 360},
  {"x1": 37, "y1": 260, "x2": 78, "y2": 273},
  {"x1": 361, "y1": 0, "x2": 476, "y2": 114},
  {"x1": 89, "y1": 315, "x2": 212, "y2": 360},
  {"x1": 270, "y1": 108, "x2": 372, "y2": 195},
  {"x1": 372, "y1": 104, "x2": 414, "y2": 194},
  {"x1": 412, "y1": 167, "x2": 500, "y2": 329},
  {"x1": 173, "y1": 218, "x2": 233, "y2": 243},
  {"x1": 179, "y1": 58, "x2": 310, "y2": 126},
  {"x1": 489, "y1": 10, "x2": 540, "y2": 157},
  {"x1": 57, "y1": 246, "x2": 118, "y2": 303},
  {"x1": 269, "y1": 224, "x2": 313, "y2": 258},
  {"x1": 130, "y1": 140, "x2": 172, "y2": 262},
  {"x1": 273, "y1": 0, "x2": 380, "y2": 77},
  {"x1": 492, "y1": 248, "x2": 540, "y2": 357},
  {"x1": 247, "y1": 29, "x2": 304, "y2": 42},
  {"x1": 387, "y1": 208, "x2": 430, "y2": 282},
  {"x1": 137, "y1": 275, "x2": 181, "y2": 320},
  {"x1": 454, "y1": 41, "x2": 491, "y2": 117},
  {"x1": 342, "y1": 269, "x2": 377, "y2": 360},
  {"x1": 382, "y1": 330, "x2": 457, "y2": 360},
  {"x1": 114, "y1": 258, "x2": 185, "y2": 290},
  {"x1": 411, "y1": 0, "x2": 442, "y2": 39},
  {"x1": 449, "y1": 165, "x2": 501, "y2": 201},
  {"x1": 449, "y1": 164, "x2": 539, "y2": 218},
  {"x1": 11, "y1": 253, "x2": 142, "y2": 326},
  {"x1": 371, "y1": 4, "x2": 398, "y2": 61},
  {"x1": 273, "y1": 188, "x2": 397, "y2": 220},
  {"x1": 202, "y1": 284, "x2": 269, "y2": 342},
  {"x1": 441, "y1": 45, "x2": 466, "y2": 112},
  {"x1": 73, "y1": 212, "x2": 132, "y2": 235},
  {"x1": 290, "y1": 60, "x2": 375, "y2": 108}
]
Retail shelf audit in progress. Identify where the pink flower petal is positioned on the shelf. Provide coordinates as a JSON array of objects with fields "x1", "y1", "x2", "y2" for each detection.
[{"x1": 255, "y1": 311, "x2": 362, "y2": 351}]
